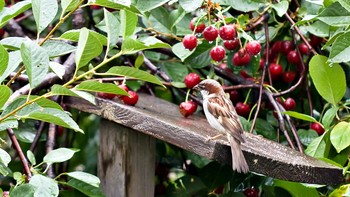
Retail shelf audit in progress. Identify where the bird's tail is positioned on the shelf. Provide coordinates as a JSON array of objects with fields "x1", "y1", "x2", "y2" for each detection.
[{"x1": 228, "y1": 134, "x2": 249, "y2": 173}]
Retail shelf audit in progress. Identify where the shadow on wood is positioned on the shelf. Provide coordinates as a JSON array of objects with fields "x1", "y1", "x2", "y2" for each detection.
[{"x1": 65, "y1": 94, "x2": 343, "y2": 185}]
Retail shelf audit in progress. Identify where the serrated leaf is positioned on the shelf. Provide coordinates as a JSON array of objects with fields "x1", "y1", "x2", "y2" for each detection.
[
  {"x1": 67, "y1": 178, "x2": 106, "y2": 197},
  {"x1": 0, "y1": 148, "x2": 11, "y2": 166},
  {"x1": 67, "y1": 171, "x2": 100, "y2": 188},
  {"x1": 60, "y1": 29, "x2": 108, "y2": 46},
  {"x1": 0, "y1": 1, "x2": 32, "y2": 28},
  {"x1": 227, "y1": 0, "x2": 265, "y2": 12},
  {"x1": 0, "y1": 85, "x2": 11, "y2": 109},
  {"x1": 120, "y1": 9, "x2": 137, "y2": 38},
  {"x1": 309, "y1": 55, "x2": 346, "y2": 106},
  {"x1": 70, "y1": 90, "x2": 96, "y2": 105},
  {"x1": 44, "y1": 148, "x2": 79, "y2": 164},
  {"x1": 51, "y1": 85, "x2": 96, "y2": 104},
  {"x1": 121, "y1": 37, "x2": 171, "y2": 54},
  {"x1": 0, "y1": 44, "x2": 9, "y2": 77},
  {"x1": 18, "y1": 108, "x2": 83, "y2": 133},
  {"x1": 329, "y1": 31, "x2": 350, "y2": 63},
  {"x1": 10, "y1": 184, "x2": 36, "y2": 197},
  {"x1": 305, "y1": 132, "x2": 331, "y2": 157},
  {"x1": 61, "y1": 0, "x2": 80, "y2": 16},
  {"x1": 0, "y1": 51, "x2": 22, "y2": 83},
  {"x1": 42, "y1": 40, "x2": 76, "y2": 58},
  {"x1": 135, "y1": 0, "x2": 169, "y2": 12},
  {"x1": 271, "y1": 0, "x2": 289, "y2": 17},
  {"x1": 21, "y1": 40, "x2": 49, "y2": 88},
  {"x1": 330, "y1": 121, "x2": 350, "y2": 153},
  {"x1": 26, "y1": 150, "x2": 36, "y2": 165},
  {"x1": 318, "y1": 2, "x2": 350, "y2": 26},
  {"x1": 107, "y1": 66, "x2": 165, "y2": 87},
  {"x1": 104, "y1": 9, "x2": 120, "y2": 53},
  {"x1": 0, "y1": 37, "x2": 26, "y2": 50},
  {"x1": 49, "y1": 62, "x2": 65, "y2": 79},
  {"x1": 74, "y1": 81, "x2": 128, "y2": 95},
  {"x1": 29, "y1": 174, "x2": 59, "y2": 197},
  {"x1": 75, "y1": 28, "x2": 103, "y2": 69},
  {"x1": 283, "y1": 111, "x2": 317, "y2": 122},
  {"x1": 32, "y1": 0, "x2": 58, "y2": 34}
]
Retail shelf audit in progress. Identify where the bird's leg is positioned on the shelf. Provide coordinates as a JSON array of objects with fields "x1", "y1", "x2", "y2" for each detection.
[{"x1": 205, "y1": 133, "x2": 223, "y2": 143}]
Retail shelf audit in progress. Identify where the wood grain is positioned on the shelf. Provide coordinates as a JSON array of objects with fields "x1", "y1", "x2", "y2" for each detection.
[{"x1": 66, "y1": 94, "x2": 343, "y2": 185}]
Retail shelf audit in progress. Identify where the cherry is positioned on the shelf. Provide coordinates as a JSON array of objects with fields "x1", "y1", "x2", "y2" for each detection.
[
  {"x1": 228, "y1": 90, "x2": 240, "y2": 103},
  {"x1": 243, "y1": 188, "x2": 259, "y2": 197},
  {"x1": 283, "y1": 97, "x2": 296, "y2": 110},
  {"x1": 189, "y1": 17, "x2": 205, "y2": 33},
  {"x1": 184, "y1": 73, "x2": 201, "y2": 89},
  {"x1": 90, "y1": 4, "x2": 102, "y2": 9},
  {"x1": 259, "y1": 59, "x2": 264, "y2": 70},
  {"x1": 219, "y1": 25, "x2": 236, "y2": 40},
  {"x1": 224, "y1": 38, "x2": 239, "y2": 50},
  {"x1": 269, "y1": 63, "x2": 283, "y2": 80},
  {"x1": 182, "y1": 34, "x2": 197, "y2": 51},
  {"x1": 232, "y1": 49, "x2": 251, "y2": 66},
  {"x1": 179, "y1": 101, "x2": 197, "y2": 117},
  {"x1": 0, "y1": 29, "x2": 4, "y2": 38},
  {"x1": 218, "y1": 63, "x2": 233, "y2": 73},
  {"x1": 118, "y1": 84, "x2": 129, "y2": 92},
  {"x1": 121, "y1": 90, "x2": 139, "y2": 105},
  {"x1": 210, "y1": 46, "x2": 226, "y2": 61},
  {"x1": 214, "y1": 185, "x2": 225, "y2": 194},
  {"x1": 282, "y1": 71, "x2": 296, "y2": 83},
  {"x1": 203, "y1": 26, "x2": 218, "y2": 42},
  {"x1": 287, "y1": 50, "x2": 301, "y2": 64},
  {"x1": 236, "y1": 102, "x2": 251, "y2": 117},
  {"x1": 309, "y1": 34, "x2": 323, "y2": 47},
  {"x1": 245, "y1": 40, "x2": 261, "y2": 56},
  {"x1": 240, "y1": 70, "x2": 250, "y2": 78},
  {"x1": 97, "y1": 92, "x2": 116, "y2": 99},
  {"x1": 310, "y1": 122, "x2": 325, "y2": 135},
  {"x1": 271, "y1": 41, "x2": 282, "y2": 54},
  {"x1": 298, "y1": 43, "x2": 309, "y2": 55},
  {"x1": 281, "y1": 40, "x2": 294, "y2": 55}
]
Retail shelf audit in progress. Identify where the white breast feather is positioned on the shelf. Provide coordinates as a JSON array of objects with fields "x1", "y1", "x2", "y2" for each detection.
[{"x1": 202, "y1": 92, "x2": 226, "y2": 133}]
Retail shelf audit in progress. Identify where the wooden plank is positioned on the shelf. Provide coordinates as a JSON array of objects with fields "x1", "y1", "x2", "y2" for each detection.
[
  {"x1": 98, "y1": 119, "x2": 155, "y2": 197},
  {"x1": 66, "y1": 94, "x2": 343, "y2": 185}
]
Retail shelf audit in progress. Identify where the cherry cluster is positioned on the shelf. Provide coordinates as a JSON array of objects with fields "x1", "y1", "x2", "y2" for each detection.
[{"x1": 97, "y1": 84, "x2": 139, "y2": 106}]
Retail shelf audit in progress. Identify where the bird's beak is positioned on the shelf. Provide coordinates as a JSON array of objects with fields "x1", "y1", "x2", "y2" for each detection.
[{"x1": 192, "y1": 85, "x2": 200, "y2": 96}]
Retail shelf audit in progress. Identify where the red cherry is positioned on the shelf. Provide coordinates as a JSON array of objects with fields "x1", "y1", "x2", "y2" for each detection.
[
  {"x1": 219, "y1": 25, "x2": 236, "y2": 40},
  {"x1": 283, "y1": 97, "x2": 296, "y2": 110},
  {"x1": 310, "y1": 122, "x2": 325, "y2": 135},
  {"x1": 232, "y1": 49, "x2": 251, "y2": 66},
  {"x1": 282, "y1": 71, "x2": 296, "y2": 83},
  {"x1": 309, "y1": 34, "x2": 323, "y2": 47},
  {"x1": 259, "y1": 59, "x2": 264, "y2": 70},
  {"x1": 245, "y1": 40, "x2": 261, "y2": 56},
  {"x1": 224, "y1": 38, "x2": 239, "y2": 50},
  {"x1": 210, "y1": 46, "x2": 226, "y2": 61},
  {"x1": 189, "y1": 17, "x2": 205, "y2": 33},
  {"x1": 203, "y1": 26, "x2": 218, "y2": 42},
  {"x1": 97, "y1": 92, "x2": 116, "y2": 99},
  {"x1": 271, "y1": 41, "x2": 282, "y2": 54},
  {"x1": 179, "y1": 101, "x2": 197, "y2": 117},
  {"x1": 0, "y1": 29, "x2": 4, "y2": 38},
  {"x1": 235, "y1": 102, "x2": 251, "y2": 117},
  {"x1": 240, "y1": 70, "x2": 250, "y2": 78},
  {"x1": 182, "y1": 35, "x2": 197, "y2": 51},
  {"x1": 281, "y1": 40, "x2": 294, "y2": 55},
  {"x1": 90, "y1": 5, "x2": 101, "y2": 9},
  {"x1": 269, "y1": 63, "x2": 283, "y2": 80},
  {"x1": 184, "y1": 73, "x2": 201, "y2": 89},
  {"x1": 243, "y1": 188, "x2": 259, "y2": 197},
  {"x1": 298, "y1": 43, "x2": 309, "y2": 55},
  {"x1": 287, "y1": 50, "x2": 301, "y2": 64},
  {"x1": 118, "y1": 84, "x2": 129, "y2": 92},
  {"x1": 228, "y1": 90, "x2": 239, "y2": 103},
  {"x1": 121, "y1": 91, "x2": 139, "y2": 105}
]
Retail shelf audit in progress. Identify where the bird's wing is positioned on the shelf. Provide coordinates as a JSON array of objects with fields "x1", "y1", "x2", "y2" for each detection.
[{"x1": 207, "y1": 95, "x2": 244, "y2": 142}]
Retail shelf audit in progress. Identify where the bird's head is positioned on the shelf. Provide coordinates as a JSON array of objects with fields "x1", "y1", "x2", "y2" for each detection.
[{"x1": 193, "y1": 79, "x2": 224, "y2": 96}]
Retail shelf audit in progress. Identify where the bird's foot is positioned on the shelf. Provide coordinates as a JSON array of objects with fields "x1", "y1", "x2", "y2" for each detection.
[{"x1": 205, "y1": 133, "x2": 223, "y2": 143}]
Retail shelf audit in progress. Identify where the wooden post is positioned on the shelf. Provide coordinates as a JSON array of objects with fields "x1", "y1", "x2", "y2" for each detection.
[{"x1": 98, "y1": 119, "x2": 155, "y2": 197}]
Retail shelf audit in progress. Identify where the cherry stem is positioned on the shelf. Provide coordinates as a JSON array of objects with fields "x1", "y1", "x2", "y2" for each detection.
[
  {"x1": 185, "y1": 88, "x2": 191, "y2": 102},
  {"x1": 244, "y1": 88, "x2": 251, "y2": 104}
]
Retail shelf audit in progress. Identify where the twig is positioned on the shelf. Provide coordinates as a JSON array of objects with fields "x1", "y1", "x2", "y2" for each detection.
[
  {"x1": 29, "y1": 121, "x2": 46, "y2": 152},
  {"x1": 46, "y1": 123, "x2": 56, "y2": 178},
  {"x1": 7, "y1": 128, "x2": 32, "y2": 180}
]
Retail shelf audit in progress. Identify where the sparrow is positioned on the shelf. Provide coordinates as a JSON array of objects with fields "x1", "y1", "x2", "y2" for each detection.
[{"x1": 193, "y1": 79, "x2": 249, "y2": 173}]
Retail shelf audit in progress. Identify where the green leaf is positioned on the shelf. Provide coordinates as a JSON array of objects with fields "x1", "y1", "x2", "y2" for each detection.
[
  {"x1": 318, "y1": 2, "x2": 350, "y2": 26},
  {"x1": 283, "y1": 111, "x2": 317, "y2": 122},
  {"x1": 0, "y1": 37, "x2": 26, "y2": 50},
  {"x1": 273, "y1": 180, "x2": 319, "y2": 197},
  {"x1": 32, "y1": 0, "x2": 58, "y2": 34},
  {"x1": 0, "y1": 51, "x2": 22, "y2": 83},
  {"x1": 49, "y1": 62, "x2": 65, "y2": 79},
  {"x1": 0, "y1": 0, "x2": 4, "y2": 11},
  {"x1": 134, "y1": 53, "x2": 144, "y2": 69},
  {"x1": 26, "y1": 150, "x2": 36, "y2": 165},
  {"x1": 199, "y1": 162, "x2": 232, "y2": 190},
  {"x1": 44, "y1": 148, "x2": 79, "y2": 164},
  {"x1": 51, "y1": 85, "x2": 96, "y2": 105},
  {"x1": 18, "y1": 108, "x2": 83, "y2": 133},
  {"x1": 120, "y1": 9, "x2": 137, "y2": 38},
  {"x1": 227, "y1": 0, "x2": 265, "y2": 12},
  {"x1": 0, "y1": 148, "x2": 11, "y2": 166},
  {"x1": 88, "y1": 0, "x2": 138, "y2": 13},
  {"x1": 67, "y1": 171, "x2": 100, "y2": 188},
  {"x1": 305, "y1": 132, "x2": 331, "y2": 158},
  {"x1": 61, "y1": 0, "x2": 80, "y2": 16},
  {"x1": 29, "y1": 174, "x2": 59, "y2": 197},
  {"x1": 0, "y1": 162, "x2": 12, "y2": 176},
  {"x1": 159, "y1": 62, "x2": 188, "y2": 82},
  {"x1": 21, "y1": 40, "x2": 50, "y2": 88},
  {"x1": 329, "y1": 31, "x2": 350, "y2": 63},
  {"x1": 309, "y1": 55, "x2": 346, "y2": 106},
  {"x1": 172, "y1": 42, "x2": 194, "y2": 62},
  {"x1": 107, "y1": 66, "x2": 165, "y2": 87},
  {"x1": 179, "y1": 0, "x2": 202, "y2": 12},
  {"x1": 104, "y1": 9, "x2": 120, "y2": 52},
  {"x1": 329, "y1": 184, "x2": 350, "y2": 197},
  {"x1": 302, "y1": 21, "x2": 330, "y2": 37},
  {"x1": 254, "y1": 118, "x2": 276, "y2": 140},
  {"x1": 41, "y1": 40, "x2": 76, "y2": 58},
  {"x1": 121, "y1": 37, "x2": 171, "y2": 54},
  {"x1": 74, "y1": 81, "x2": 128, "y2": 95},
  {"x1": 67, "y1": 178, "x2": 105, "y2": 197},
  {"x1": 297, "y1": 129, "x2": 319, "y2": 146},
  {"x1": 0, "y1": 117, "x2": 18, "y2": 131},
  {"x1": 0, "y1": 44, "x2": 9, "y2": 77},
  {"x1": 146, "y1": 7, "x2": 171, "y2": 33},
  {"x1": 330, "y1": 121, "x2": 350, "y2": 153},
  {"x1": 271, "y1": 0, "x2": 289, "y2": 17},
  {"x1": 339, "y1": 0, "x2": 350, "y2": 12},
  {"x1": 184, "y1": 40, "x2": 215, "y2": 68},
  {"x1": 321, "y1": 106, "x2": 338, "y2": 129},
  {"x1": 0, "y1": 1, "x2": 32, "y2": 28},
  {"x1": 75, "y1": 28, "x2": 103, "y2": 69},
  {"x1": 171, "y1": 82, "x2": 186, "y2": 88},
  {"x1": 0, "y1": 85, "x2": 11, "y2": 109},
  {"x1": 135, "y1": 0, "x2": 169, "y2": 12},
  {"x1": 60, "y1": 29, "x2": 108, "y2": 46},
  {"x1": 10, "y1": 184, "x2": 36, "y2": 197}
]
